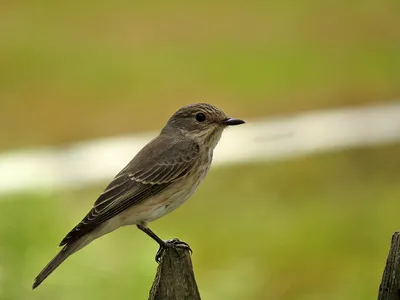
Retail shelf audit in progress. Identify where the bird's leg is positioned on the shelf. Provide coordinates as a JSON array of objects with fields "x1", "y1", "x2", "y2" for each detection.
[
  {"x1": 136, "y1": 224, "x2": 165, "y2": 245},
  {"x1": 136, "y1": 224, "x2": 192, "y2": 263}
]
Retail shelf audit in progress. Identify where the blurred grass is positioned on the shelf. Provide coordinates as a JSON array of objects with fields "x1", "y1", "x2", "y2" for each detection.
[
  {"x1": 0, "y1": 0, "x2": 399, "y2": 149},
  {"x1": 1, "y1": 143, "x2": 400, "y2": 300},
  {"x1": 1, "y1": 1, "x2": 400, "y2": 299}
]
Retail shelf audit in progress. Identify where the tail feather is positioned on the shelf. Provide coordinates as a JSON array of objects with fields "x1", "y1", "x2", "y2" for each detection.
[
  {"x1": 32, "y1": 247, "x2": 72, "y2": 289},
  {"x1": 32, "y1": 237, "x2": 88, "y2": 290},
  {"x1": 32, "y1": 222, "x2": 114, "y2": 289}
]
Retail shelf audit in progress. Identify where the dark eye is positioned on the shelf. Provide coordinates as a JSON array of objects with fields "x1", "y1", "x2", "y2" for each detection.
[{"x1": 195, "y1": 113, "x2": 206, "y2": 122}]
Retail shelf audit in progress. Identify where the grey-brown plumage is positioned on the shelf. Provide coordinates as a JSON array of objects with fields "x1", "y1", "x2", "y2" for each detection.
[{"x1": 32, "y1": 103, "x2": 244, "y2": 290}]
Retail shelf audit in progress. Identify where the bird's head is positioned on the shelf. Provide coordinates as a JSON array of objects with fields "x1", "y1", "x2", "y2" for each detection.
[{"x1": 162, "y1": 103, "x2": 245, "y2": 148}]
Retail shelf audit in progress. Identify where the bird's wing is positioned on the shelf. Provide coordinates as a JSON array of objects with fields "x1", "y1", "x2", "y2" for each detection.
[{"x1": 59, "y1": 136, "x2": 200, "y2": 246}]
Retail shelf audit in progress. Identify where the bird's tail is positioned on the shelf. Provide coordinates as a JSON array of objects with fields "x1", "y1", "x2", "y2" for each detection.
[{"x1": 32, "y1": 237, "x2": 88, "y2": 290}]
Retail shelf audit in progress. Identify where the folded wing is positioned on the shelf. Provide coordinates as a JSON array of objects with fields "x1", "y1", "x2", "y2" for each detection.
[{"x1": 59, "y1": 136, "x2": 199, "y2": 246}]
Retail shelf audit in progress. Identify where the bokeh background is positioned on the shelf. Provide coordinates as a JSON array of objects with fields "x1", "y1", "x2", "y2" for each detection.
[{"x1": 1, "y1": 1, "x2": 400, "y2": 299}]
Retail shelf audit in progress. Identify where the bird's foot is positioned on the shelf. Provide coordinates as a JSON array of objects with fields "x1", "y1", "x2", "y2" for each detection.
[{"x1": 155, "y1": 238, "x2": 192, "y2": 263}]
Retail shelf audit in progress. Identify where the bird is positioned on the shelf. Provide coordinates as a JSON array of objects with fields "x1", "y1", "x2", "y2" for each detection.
[{"x1": 32, "y1": 103, "x2": 245, "y2": 289}]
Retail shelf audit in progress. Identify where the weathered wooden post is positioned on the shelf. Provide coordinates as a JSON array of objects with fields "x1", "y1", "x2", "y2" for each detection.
[
  {"x1": 148, "y1": 246, "x2": 201, "y2": 300},
  {"x1": 378, "y1": 231, "x2": 400, "y2": 300}
]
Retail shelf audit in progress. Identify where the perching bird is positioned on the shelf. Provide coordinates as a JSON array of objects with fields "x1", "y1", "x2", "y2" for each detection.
[{"x1": 32, "y1": 103, "x2": 245, "y2": 289}]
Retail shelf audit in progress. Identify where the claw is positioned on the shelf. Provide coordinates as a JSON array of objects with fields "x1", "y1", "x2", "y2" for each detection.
[{"x1": 155, "y1": 238, "x2": 192, "y2": 263}]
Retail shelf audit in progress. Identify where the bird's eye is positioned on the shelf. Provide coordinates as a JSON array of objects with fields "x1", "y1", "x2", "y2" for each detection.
[{"x1": 195, "y1": 113, "x2": 206, "y2": 122}]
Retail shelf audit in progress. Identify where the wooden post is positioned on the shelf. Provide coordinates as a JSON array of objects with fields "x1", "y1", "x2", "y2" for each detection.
[
  {"x1": 378, "y1": 231, "x2": 400, "y2": 300},
  {"x1": 148, "y1": 246, "x2": 201, "y2": 300}
]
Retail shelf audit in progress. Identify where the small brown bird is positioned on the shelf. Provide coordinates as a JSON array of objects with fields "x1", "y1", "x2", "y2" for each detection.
[{"x1": 32, "y1": 103, "x2": 244, "y2": 289}]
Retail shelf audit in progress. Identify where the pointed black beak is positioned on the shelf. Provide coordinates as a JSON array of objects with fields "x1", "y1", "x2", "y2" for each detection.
[{"x1": 221, "y1": 117, "x2": 245, "y2": 126}]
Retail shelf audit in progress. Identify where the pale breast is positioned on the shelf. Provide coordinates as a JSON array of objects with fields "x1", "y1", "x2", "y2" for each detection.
[{"x1": 118, "y1": 150, "x2": 213, "y2": 225}]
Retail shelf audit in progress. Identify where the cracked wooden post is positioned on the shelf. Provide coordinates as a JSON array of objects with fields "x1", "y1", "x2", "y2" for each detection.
[
  {"x1": 378, "y1": 231, "x2": 400, "y2": 300},
  {"x1": 148, "y1": 246, "x2": 201, "y2": 300}
]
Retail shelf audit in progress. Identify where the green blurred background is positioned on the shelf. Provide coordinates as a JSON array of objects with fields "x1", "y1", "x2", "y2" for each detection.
[{"x1": 1, "y1": 1, "x2": 400, "y2": 299}]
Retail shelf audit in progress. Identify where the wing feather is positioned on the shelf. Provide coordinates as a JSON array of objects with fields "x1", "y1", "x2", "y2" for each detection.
[{"x1": 59, "y1": 136, "x2": 199, "y2": 246}]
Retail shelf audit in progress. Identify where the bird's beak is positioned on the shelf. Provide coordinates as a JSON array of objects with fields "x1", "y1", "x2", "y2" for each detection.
[{"x1": 221, "y1": 117, "x2": 245, "y2": 126}]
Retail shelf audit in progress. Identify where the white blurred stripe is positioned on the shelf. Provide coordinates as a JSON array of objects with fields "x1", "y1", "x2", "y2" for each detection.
[{"x1": 0, "y1": 102, "x2": 399, "y2": 195}]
